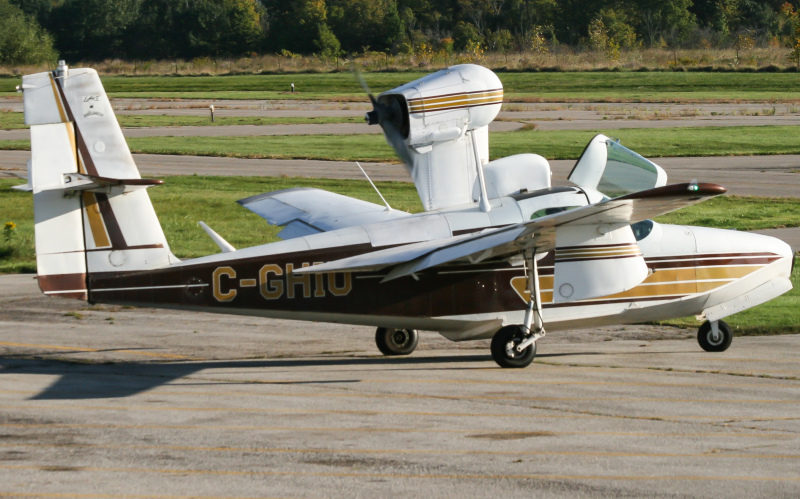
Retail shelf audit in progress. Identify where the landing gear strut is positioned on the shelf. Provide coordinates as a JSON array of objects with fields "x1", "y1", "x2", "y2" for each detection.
[
  {"x1": 697, "y1": 320, "x2": 732, "y2": 352},
  {"x1": 490, "y1": 249, "x2": 545, "y2": 368},
  {"x1": 375, "y1": 327, "x2": 419, "y2": 356}
]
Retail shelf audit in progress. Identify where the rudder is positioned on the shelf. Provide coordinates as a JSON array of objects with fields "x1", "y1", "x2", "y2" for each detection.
[{"x1": 23, "y1": 61, "x2": 176, "y2": 300}]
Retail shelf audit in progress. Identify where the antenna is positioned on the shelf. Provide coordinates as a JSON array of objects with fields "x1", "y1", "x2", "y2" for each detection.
[{"x1": 356, "y1": 162, "x2": 392, "y2": 211}]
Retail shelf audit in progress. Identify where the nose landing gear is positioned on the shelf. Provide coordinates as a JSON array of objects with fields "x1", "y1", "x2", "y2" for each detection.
[
  {"x1": 491, "y1": 325, "x2": 538, "y2": 368},
  {"x1": 697, "y1": 320, "x2": 733, "y2": 352},
  {"x1": 491, "y1": 249, "x2": 545, "y2": 369}
]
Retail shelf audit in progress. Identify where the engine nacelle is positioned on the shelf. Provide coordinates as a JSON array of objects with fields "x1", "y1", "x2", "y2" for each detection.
[{"x1": 370, "y1": 64, "x2": 503, "y2": 211}]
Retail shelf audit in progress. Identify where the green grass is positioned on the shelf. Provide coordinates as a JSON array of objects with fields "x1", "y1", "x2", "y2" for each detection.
[
  {"x1": 117, "y1": 115, "x2": 361, "y2": 128},
  {"x1": 124, "y1": 126, "x2": 800, "y2": 161},
  {"x1": 0, "y1": 111, "x2": 361, "y2": 130},
  {"x1": 1, "y1": 176, "x2": 797, "y2": 335},
  {"x1": 91, "y1": 72, "x2": 800, "y2": 103},
  {"x1": 655, "y1": 196, "x2": 800, "y2": 230},
  {"x1": 5, "y1": 71, "x2": 799, "y2": 102},
  {"x1": 7, "y1": 125, "x2": 800, "y2": 160},
  {"x1": 6, "y1": 126, "x2": 800, "y2": 161},
  {"x1": 0, "y1": 111, "x2": 23, "y2": 130}
]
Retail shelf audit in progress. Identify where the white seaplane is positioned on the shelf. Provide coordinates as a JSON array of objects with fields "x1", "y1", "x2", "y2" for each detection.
[{"x1": 16, "y1": 62, "x2": 794, "y2": 367}]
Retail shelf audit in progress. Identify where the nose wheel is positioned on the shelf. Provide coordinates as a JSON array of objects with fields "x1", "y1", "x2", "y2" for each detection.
[
  {"x1": 491, "y1": 325, "x2": 537, "y2": 368},
  {"x1": 375, "y1": 327, "x2": 419, "y2": 356},
  {"x1": 697, "y1": 320, "x2": 733, "y2": 352}
]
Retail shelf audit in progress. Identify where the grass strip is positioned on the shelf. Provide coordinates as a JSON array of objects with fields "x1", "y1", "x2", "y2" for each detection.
[
  {"x1": 4, "y1": 71, "x2": 799, "y2": 102},
  {"x1": 121, "y1": 125, "x2": 800, "y2": 161},
  {"x1": 0, "y1": 111, "x2": 362, "y2": 130},
  {"x1": 5, "y1": 126, "x2": 800, "y2": 160}
]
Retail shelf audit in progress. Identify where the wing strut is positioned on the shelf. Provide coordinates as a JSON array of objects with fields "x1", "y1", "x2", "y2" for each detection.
[
  {"x1": 518, "y1": 249, "x2": 546, "y2": 352},
  {"x1": 470, "y1": 129, "x2": 491, "y2": 213}
]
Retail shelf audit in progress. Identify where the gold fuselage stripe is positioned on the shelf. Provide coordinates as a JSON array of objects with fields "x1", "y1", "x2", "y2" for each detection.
[{"x1": 511, "y1": 264, "x2": 765, "y2": 304}]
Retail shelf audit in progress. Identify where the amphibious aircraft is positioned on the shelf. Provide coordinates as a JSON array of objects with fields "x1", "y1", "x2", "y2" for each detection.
[{"x1": 17, "y1": 62, "x2": 794, "y2": 368}]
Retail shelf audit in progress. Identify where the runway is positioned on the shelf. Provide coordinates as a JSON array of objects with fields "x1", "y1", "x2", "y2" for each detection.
[{"x1": 1, "y1": 275, "x2": 799, "y2": 498}]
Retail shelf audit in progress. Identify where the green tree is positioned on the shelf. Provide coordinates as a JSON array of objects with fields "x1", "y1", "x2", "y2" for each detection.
[
  {"x1": 506, "y1": 0, "x2": 557, "y2": 48},
  {"x1": 780, "y1": 2, "x2": 800, "y2": 68},
  {"x1": 124, "y1": 0, "x2": 184, "y2": 59},
  {"x1": 264, "y1": 0, "x2": 326, "y2": 53},
  {"x1": 48, "y1": 0, "x2": 141, "y2": 61},
  {"x1": 181, "y1": 0, "x2": 264, "y2": 57},
  {"x1": 0, "y1": 0, "x2": 57, "y2": 65},
  {"x1": 453, "y1": 20, "x2": 483, "y2": 49},
  {"x1": 315, "y1": 22, "x2": 342, "y2": 63},
  {"x1": 328, "y1": 0, "x2": 405, "y2": 52},
  {"x1": 629, "y1": 0, "x2": 696, "y2": 47}
]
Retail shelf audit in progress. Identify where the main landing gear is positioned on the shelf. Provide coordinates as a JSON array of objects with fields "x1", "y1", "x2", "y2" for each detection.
[
  {"x1": 375, "y1": 327, "x2": 419, "y2": 356},
  {"x1": 490, "y1": 249, "x2": 545, "y2": 369},
  {"x1": 697, "y1": 320, "x2": 733, "y2": 352}
]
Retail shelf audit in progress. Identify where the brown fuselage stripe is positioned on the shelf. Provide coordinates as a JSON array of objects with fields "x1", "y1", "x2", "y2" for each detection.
[
  {"x1": 557, "y1": 242, "x2": 638, "y2": 251},
  {"x1": 556, "y1": 253, "x2": 644, "y2": 264},
  {"x1": 646, "y1": 252, "x2": 776, "y2": 261},
  {"x1": 650, "y1": 257, "x2": 780, "y2": 269}
]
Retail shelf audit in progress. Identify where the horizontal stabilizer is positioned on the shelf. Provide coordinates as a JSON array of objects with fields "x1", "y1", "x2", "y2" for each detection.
[
  {"x1": 295, "y1": 182, "x2": 726, "y2": 281},
  {"x1": 60, "y1": 173, "x2": 163, "y2": 194},
  {"x1": 238, "y1": 187, "x2": 410, "y2": 239},
  {"x1": 9, "y1": 161, "x2": 32, "y2": 191}
]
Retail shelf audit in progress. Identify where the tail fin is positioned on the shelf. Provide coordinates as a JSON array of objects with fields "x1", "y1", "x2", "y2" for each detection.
[{"x1": 23, "y1": 61, "x2": 176, "y2": 300}]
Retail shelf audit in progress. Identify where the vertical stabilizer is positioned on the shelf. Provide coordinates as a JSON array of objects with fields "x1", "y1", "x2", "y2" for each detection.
[{"x1": 22, "y1": 62, "x2": 176, "y2": 300}]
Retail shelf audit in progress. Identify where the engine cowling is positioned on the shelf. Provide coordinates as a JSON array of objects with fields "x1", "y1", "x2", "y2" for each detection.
[{"x1": 369, "y1": 64, "x2": 503, "y2": 211}]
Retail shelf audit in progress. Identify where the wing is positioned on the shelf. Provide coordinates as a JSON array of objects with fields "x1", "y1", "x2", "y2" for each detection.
[
  {"x1": 238, "y1": 187, "x2": 410, "y2": 240},
  {"x1": 295, "y1": 182, "x2": 726, "y2": 283}
]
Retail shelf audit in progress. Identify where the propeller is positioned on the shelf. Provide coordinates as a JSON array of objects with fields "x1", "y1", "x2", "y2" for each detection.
[{"x1": 351, "y1": 63, "x2": 412, "y2": 165}]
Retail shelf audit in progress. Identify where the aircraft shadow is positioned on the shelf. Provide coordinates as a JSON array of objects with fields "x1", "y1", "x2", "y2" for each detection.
[
  {"x1": 1, "y1": 350, "x2": 613, "y2": 400},
  {"x1": 0, "y1": 354, "x2": 485, "y2": 400}
]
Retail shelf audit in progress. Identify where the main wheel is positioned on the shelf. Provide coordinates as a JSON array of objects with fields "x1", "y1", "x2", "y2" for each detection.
[
  {"x1": 490, "y1": 325, "x2": 537, "y2": 368},
  {"x1": 697, "y1": 320, "x2": 733, "y2": 352},
  {"x1": 375, "y1": 327, "x2": 419, "y2": 356}
]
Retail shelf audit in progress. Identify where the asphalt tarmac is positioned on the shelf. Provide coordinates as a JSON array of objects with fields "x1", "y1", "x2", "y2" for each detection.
[{"x1": 1, "y1": 274, "x2": 800, "y2": 498}]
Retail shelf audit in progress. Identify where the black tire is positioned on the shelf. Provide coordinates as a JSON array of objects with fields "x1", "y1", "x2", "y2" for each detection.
[
  {"x1": 697, "y1": 320, "x2": 733, "y2": 352},
  {"x1": 490, "y1": 325, "x2": 537, "y2": 368},
  {"x1": 375, "y1": 327, "x2": 419, "y2": 356}
]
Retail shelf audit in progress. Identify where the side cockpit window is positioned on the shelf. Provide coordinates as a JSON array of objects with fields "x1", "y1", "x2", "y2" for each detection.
[{"x1": 631, "y1": 219, "x2": 654, "y2": 241}]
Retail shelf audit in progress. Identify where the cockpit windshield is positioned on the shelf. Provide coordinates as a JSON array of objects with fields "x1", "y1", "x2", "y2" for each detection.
[
  {"x1": 599, "y1": 141, "x2": 663, "y2": 197},
  {"x1": 568, "y1": 134, "x2": 667, "y2": 198}
]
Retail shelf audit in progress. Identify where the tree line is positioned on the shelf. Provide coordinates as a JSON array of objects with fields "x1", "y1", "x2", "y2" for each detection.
[{"x1": 2, "y1": 0, "x2": 800, "y2": 65}]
